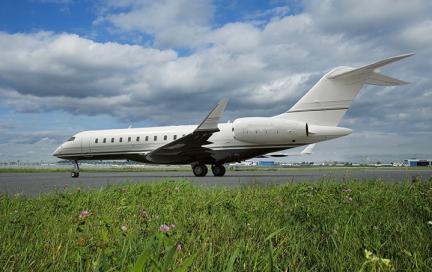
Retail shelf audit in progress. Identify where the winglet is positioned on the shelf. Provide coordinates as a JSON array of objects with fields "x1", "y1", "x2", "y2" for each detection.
[
  {"x1": 301, "y1": 144, "x2": 315, "y2": 155},
  {"x1": 196, "y1": 99, "x2": 228, "y2": 132}
]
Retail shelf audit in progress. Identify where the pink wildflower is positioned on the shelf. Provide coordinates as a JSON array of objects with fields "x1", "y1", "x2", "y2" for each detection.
[
  {"x1": 169, "y1": 224, "x2": 176, "y2": 229},
  {"x1": 159, "y1": 224, "x2": 170, "y2": 233},
  {"x1": 79, "y1": 210, "x2": 90, "y2": 220},
  {"x1": 176, "y1": 244, "x2": 182, "y2": 252}
]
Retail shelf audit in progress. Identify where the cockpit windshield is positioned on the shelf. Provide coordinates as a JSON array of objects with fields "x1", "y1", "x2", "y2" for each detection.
[{"x1": 67, "y1": 136, "x2": 76, "y2": 142}]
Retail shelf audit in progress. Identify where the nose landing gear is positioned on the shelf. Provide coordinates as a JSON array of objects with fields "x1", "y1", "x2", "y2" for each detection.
[{"x1": 71, "y1": 160, "x2": 80, "y2": 178}]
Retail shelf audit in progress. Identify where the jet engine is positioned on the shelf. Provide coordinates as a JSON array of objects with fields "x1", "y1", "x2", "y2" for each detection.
[{"x1": 232, "y1": 117, "x2": 308, "y2": 144}]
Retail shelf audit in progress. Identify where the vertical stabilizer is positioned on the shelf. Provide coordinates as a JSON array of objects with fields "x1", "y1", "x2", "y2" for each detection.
[{"x1": 274, "y1": 53, "x2": 413, "y2": 126}]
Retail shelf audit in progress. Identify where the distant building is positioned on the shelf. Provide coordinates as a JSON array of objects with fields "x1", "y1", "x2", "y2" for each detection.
[
  {"x1": 257, "y1": 161, "x2": 276, "y2": 167},
  {"x1": 404, "y1": 159, "x2": 431, "y2": 167}
]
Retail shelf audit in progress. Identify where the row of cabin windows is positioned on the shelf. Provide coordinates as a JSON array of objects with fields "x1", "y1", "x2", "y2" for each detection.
[{"x1": 94, "y1": 134, "x2": 180, "y2": 144}]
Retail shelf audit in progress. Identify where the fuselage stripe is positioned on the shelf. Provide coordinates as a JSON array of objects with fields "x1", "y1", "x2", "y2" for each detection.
[
  {"x1": 286, "y1": 107, "x2": 349, "y2": 113},
  {"x1": 56, "y1": 143, "x2": 309, "y2": 157}
]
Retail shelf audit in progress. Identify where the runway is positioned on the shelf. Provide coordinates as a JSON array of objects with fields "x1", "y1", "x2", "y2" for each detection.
[{"x1": 0, "y1": 168, "x2": 431, "y2": 196}]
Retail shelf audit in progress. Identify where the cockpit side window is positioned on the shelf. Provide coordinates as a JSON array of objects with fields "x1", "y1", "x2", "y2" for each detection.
[{"x1": 67, "y1": 136, "x2": 75, "y2": 141}]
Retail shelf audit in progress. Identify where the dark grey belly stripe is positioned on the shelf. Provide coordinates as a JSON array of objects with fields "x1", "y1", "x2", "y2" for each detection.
[
  {"x1": 57, "y1": 143, "x2": 309, "y2": 157},
  {"x1": 58, "y1": 150, "x2": 152, "y2": 156}
]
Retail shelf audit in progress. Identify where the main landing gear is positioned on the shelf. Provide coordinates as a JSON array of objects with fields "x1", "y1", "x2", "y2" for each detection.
[
  {"x1": 71, "y1": 160, "x2": 80, "y2": 178},
  {"x1": 192, "y1": 164, "x2": 226, "y2": 177},
  {"x1": 211, "y1": 165, "x2": 226, "y2": 177},
  {"x1": 192, "y1": 164, "x2": 208, "y2": 177}
]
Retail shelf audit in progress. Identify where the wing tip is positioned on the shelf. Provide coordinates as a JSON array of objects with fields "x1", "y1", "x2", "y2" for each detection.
[{"x1": 196, "y1": 98, "x2": 229, "y2": 132}]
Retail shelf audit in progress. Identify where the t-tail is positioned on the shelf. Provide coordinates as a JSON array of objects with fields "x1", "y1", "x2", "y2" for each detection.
[{"x1": 274, "y1": 53, "x2": 414, "y2": 126}]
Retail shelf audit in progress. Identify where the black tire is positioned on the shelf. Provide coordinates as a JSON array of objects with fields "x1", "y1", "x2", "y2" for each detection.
[
  {"x1": 212, "y1": 165, "x2": 226, "y2": 176},
  {"x1": 71, "y1": 172, "x2": 79, "y2": 178},
  {"x1": 193, "y1": 164, "x2": 208, "y2": 177}
]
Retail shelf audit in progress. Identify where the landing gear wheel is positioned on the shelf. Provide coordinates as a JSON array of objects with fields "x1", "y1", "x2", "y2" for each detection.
[
  {"x1": 192, "y1": 164, "x2": 208, "y2": 177},
  {"x1": 71, "y1": 160, "x2": 80, "y2": 178},
  {"x1": 211, "y1": 165, "x2": 226, "y2": 177}
]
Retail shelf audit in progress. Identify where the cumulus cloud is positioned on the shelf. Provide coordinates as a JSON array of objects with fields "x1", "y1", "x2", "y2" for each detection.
[
  {"x1": 305, "y1": 0, "x2": 432, "y2": 36},
  {"x1": 0, "y1": 32, "x2": 176, "y2": 98},
  {"x1": 0, "y1": 0, "x2": 431, "y2": 161},
  {"x1": 96, "y1": 0, "x2": 214, "y2": 48}
]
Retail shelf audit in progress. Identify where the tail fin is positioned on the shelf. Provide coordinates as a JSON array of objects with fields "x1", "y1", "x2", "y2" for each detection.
[{"x1": 275, "y1": 53, "x2": 413, "y2": 126}]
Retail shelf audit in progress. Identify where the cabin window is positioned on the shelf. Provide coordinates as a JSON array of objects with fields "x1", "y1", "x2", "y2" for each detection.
[
  {"x1": 154, "y1": 135, "x2": 157, "y2": 141},
  {"x1": 164, "y1": 135, "x2": 167, "y2": 140},
  {"x1": 103, "y1": 138, "x2": 106, "y2": 143},
  {"x1": 111, "y1": 138, "x2": 114, "y2": 143},
  {"x1": 119, "y1": 137, "x2": 123, "y2": 143},
  {"x1": 145, "y1": 136, "x2": 149, "y2": 141},
  {"x1": 128, "y1": 137, "x2": 131, "y2": 142},
  {"x1": 173, "y1": 135, "x2": 177, "y2": 140},
  {"x1": 136, "y1": 136, "x2": 140, "y2": 142},
  {"x1": 67, "y1": 136, "x2": 75, "y2": 142},
  {"x1": 95, "y1": 138, "x2": 98, "y2": 143}
]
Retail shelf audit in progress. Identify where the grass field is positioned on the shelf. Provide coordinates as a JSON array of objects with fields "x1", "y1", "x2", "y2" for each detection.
[{"x1": 1, "y1": 181, "x2": 431, "y2": 271}]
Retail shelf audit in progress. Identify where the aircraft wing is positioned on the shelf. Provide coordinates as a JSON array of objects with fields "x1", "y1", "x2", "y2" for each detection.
[
  {"x1": 145, "y1": 99, "x2": 228, "y2": 164},
  {"x1": 256, "y1": 144, "x2": 316, "y2": 158}
]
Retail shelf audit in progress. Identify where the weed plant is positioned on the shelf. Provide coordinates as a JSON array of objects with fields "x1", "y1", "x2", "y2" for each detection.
[{"x1": 1, "y1": 180, "x2": 431, "y2": 271}]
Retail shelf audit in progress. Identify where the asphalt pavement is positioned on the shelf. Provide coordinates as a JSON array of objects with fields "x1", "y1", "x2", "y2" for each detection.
[{"x1": 0, "y1": 168, "x2": 431, "y2": 196}]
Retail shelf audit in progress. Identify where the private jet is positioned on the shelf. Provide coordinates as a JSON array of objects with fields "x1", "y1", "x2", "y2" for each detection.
[{"x1": 53, "y1": 53, "x2": 413, "y2": 177}]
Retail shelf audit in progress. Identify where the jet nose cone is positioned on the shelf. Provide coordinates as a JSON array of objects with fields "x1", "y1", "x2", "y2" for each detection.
[{"x1": 52, "y1": 146, "x2": 62, "y2": 157}]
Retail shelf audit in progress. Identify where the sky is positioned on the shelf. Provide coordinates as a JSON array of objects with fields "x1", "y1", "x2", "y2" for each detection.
[{"x1": 0, "y1": 0, "x2": 431, "y2": 163}]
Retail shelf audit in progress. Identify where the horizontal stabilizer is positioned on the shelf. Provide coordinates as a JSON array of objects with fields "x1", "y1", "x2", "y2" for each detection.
[
  {"x1": 259, "y1": 144, "x2": 316, "y2": 158},
  {"x1": 300, "y1": 144, "x2": 315, "y2": 155},
  {"x1": 365, "y1": 71, "x2": 409, "y2": 86},
  {"x1": 328, "y1": 53, "x2": 414, "y2": 80}
]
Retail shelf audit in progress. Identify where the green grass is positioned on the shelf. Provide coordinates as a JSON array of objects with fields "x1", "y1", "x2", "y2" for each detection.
[{"x1": 1, "y1": 181, "x2": 431, "y2": 271}]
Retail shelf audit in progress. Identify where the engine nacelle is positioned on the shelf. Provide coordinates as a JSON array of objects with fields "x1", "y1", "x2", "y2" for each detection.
[{"x1": 232, "y1": 117, "x2": 307, "y2": 144}]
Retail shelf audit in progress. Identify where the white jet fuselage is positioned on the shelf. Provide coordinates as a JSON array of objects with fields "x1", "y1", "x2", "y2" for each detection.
[{"x1": 53, "y1": 118, "x2": 350, "y2": 164}]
